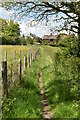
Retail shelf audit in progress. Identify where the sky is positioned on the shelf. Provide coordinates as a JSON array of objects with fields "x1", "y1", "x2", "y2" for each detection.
[
  {"x1": 0, "y1": 6, "x2": 67, "y2": 38},
  {"x1": 0, "y1": 7, "x2": 52, "y2": 37}
]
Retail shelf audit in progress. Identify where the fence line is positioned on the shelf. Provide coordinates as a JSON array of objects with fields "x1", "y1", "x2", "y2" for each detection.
[
  {"x1": 18, "y1": 59, "x2": 22, "y2": 82},
  {"x1": 4, "y1": 51, "x2": 7, "y2": 61},
  {"x1": 24, "y1": 56, "x2": 27, "y2": 71},
  {"x1": 1, "y1": 61, "x2": 8, "y2": 98},
  {"x1": 1, "y1": 48, "x2": 40, "y2": 98},
  {"x1": 14, "y1": 50, "x2": 16, "y2": 61}
]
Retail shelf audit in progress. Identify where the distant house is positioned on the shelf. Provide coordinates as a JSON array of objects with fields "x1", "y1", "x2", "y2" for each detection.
[{"x1": 43, "y1": 33, "x2": 57, "y2": 45}]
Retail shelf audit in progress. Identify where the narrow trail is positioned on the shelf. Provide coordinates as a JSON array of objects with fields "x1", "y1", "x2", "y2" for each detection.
[{"x1": 38, "y1": 67, "x2": 52, "y2": 119}]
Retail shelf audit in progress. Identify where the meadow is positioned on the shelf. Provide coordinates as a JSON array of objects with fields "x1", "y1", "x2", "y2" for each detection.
[
  {"x1": 1, "y1": 45, "x2": 32, "y2": 61},
  {"x1": 0, "y1": 45, "x2": 38, "y2": 84}
]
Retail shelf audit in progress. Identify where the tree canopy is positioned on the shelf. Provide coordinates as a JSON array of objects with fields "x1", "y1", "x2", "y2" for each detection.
[
  {"x1": 0, "y1": 18, "x2": 20, "y2": 44},
  {"x1": 1, "y1": 1, "x2": 80, "y2": 34}
]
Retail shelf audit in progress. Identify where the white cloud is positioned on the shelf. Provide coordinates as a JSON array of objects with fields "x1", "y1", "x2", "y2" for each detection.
[
  {"x1": 20, "y1": 21, "x2": 51, "y2": 38},
  {"x1": 0, "y1": 6, "x2": 69, "y2": 37},
  {"x1": 0, "y1": 7, "x2": 10, "y2": 19},
  {"x1": 0, "y1": 7, "x2": 51, "y2": 37}
]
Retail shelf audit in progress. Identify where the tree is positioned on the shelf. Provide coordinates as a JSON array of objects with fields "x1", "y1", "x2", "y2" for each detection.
[
  {"x1": 0, "y1": 18, "x2": 20, "y2": 44},
  {"x1": 6, "y1": 19, "x2": 20, "y2": 37},
  {"x1": 27, "y1": 36, "x2": 33, "y2": 44},
  {"x1": 1, "y1": 1, "x2": 80, "y2": 54}
]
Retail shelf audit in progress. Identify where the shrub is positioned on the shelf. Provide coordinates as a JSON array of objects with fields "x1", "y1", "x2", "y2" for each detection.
[{"x1": 56, "y1": 34, "x2": 78, "y2": 56}]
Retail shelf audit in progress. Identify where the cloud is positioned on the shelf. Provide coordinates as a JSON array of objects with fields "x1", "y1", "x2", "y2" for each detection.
[
  {"x1": 0, "y1": 7, "x2": 10, "y2": 19},
  {"x1": 0, "y1": 6, "x2": 51, "y2": 37},
  {"x1": 0, "y1": 6, "x2": 68, "y2": 37},
  {"x1": 20, "y1": 21, "x2": 51, "y2": 38}
]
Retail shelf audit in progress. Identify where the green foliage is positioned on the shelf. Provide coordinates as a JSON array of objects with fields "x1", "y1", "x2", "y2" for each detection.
[
  {"x1": 2, "y1": 50, "x2": 42, "y2": 118},
  {"x1": 52, "y1": 46, "x2": 79, "y2": 118},
  {"x1": 19, "y1": 36, "x2": 27, "y2": 45},
  {"x1": 40, "y1": 46, "x2": 79, "y2": 118},
  {"x1": 56, "y1": 34, "x2": 78, "y2": 56},
  {"x1": 27, "y1": 36, "x2": 33, "y2": 44},
  {"x1": 7, "y1": 20, "x2": 20, "y2": 37},
  {"x1": 19, "y1": 35, "x2": 34, "y2": 45},
  {"x1": 55, "y1": 50, "x2": 78, "y2": 100},
  {"x1": 56, "y1": 34, "x2": 60, "y2": 43},
  {"x1": 42, "y1": 40, "x2": 48, "y2": 45},
  {"x1": 0, "y1": 18, "x2": 20, "y2": 45}
]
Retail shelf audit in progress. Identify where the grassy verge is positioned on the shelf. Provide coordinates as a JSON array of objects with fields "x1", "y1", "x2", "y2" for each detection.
[
  {"x1": 41, "y1": 46, "x2": 79, "y2": 118},
  {"x1": 2, "y1": 49, "x2": 43, "y2": 119}
]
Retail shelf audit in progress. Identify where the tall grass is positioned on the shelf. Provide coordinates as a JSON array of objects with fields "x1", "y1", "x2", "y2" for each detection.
[
  {"x1": 41, "y1": 46, "x2": 79, "y2": 118},
  {"x1": 2, "y1": 48, "x2": 43, "y2": 118}
]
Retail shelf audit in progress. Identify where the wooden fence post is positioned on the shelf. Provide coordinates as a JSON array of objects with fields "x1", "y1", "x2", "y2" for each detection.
[
  {"x1": 14, "y1": 50, "x2": 16, "y2": 61},
  {"x1": 33, "y1": 53, "x2": 35, "y2": 61},
  {"x1": 31, "y1": 54, "x2": 32, "y2": 64},
  {"x1": 30, "y1": 54, "x2": 31, "y2": 65},
  {"x1": 11, "y1": 63, "x2": 12, "y2": 83},
  {"x1": 27, "y1": 55, "x2": 29, "y2": 68},
  {"x1": 36, "y1": 51, "x2": 37, "y2": 58},
  {"x1": 11, "y1": 63, "x2": 15, "y2": 85},
  {"x1": 20, "y1": 50, "x2": 21, "y2": 57},
  {"x1": 35, "y1": 51, "x2": 36, "y2": 59},
  {"x1": 4, "y1": 51, "x2": 7, "y2": 61},
  {"x1": 1, "y1": 61, "x2": 8, "y2": 98},
  {"x1": 23, "y1": 50, "x2": 24, "y2": 56},
  {"x1": 29, "y1": 55, "x2": 30, "y2": 67},
  {"x1": 24, "y1": 56, "x2": 27, "y2": 70},
  {"x1": 26, "y1": 50, "x2": 27, "y2": 55},
  {"x1": 18, "y1": 59, "x2": 22, "y2": 82},
  {"x1": 32, "y1": 53, "x2": 33, "y2": 61}
]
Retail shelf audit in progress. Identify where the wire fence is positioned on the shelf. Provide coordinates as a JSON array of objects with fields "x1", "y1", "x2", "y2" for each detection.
[{"x1": 1, "y1": 46, "x2": 40, "y2": 98}]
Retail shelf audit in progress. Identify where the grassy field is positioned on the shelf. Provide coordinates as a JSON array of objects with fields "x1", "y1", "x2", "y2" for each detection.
[
  {"x1": 1, "y1": 45, "x2": 38, "y2": 67},
  {"x1": 0, "y1": 45, "x2": 31, "y2": 75},
  {"x1": 0, "y1": 45, "x2": 38, "y2": 84},
  {"x1": 1, "y1": 45, "x2": 79, "y2": 119},
  {"x1": 1, "y1": 45, "x2": 32, "y2": 61}
]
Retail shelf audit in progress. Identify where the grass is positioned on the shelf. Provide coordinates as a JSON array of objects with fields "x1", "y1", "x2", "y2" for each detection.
[
  {"x1": 41, "y1": 46, "x2": 79, "y2": 118},
  {"x1": 0, "y1": 45, "x2": 38, "y2": 85},
  {"x1": 1, "y1": 45, "x2": 79, "y2": 119},
  {"x1": 0, "y1": 45, "x2": 38, "y2": 71},
  {"x1": 1, "y1": 45, "x2": 41, "y2": 119},
  {"x1": 1, "y1": 45, "x2": 30, "y2": 60},
  {"x1": 2, "y1": 48, "x2": 43, "y2": 118}
]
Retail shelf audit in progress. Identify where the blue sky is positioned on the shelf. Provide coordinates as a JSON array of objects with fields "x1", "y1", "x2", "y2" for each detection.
[
  {"x1": 0, "y1": 7, "x2": 10, "y2": 19},
  {"x1": 0, "y1": 6, "x2": 67, "y2": 37}
]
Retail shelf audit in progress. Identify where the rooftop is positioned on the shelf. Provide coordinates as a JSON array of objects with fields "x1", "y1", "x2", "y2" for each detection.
[{"x1": 43, "y1": 34, "x2": 57, "y2": 40}]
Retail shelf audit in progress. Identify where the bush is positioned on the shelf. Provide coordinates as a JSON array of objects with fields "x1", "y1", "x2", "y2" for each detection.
[
  {"x1": 1, "y1": 18, "x2": 21, "y2": 45},
  {"x1": 54, "y1": 49, "x2": 78, "y2": 102},
  {"x1": 27, "y1": 36, "x2": 33, "y2": 44},
  {"x1": 56, "y1": 34, "x2": 78, "y2": 56}
]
